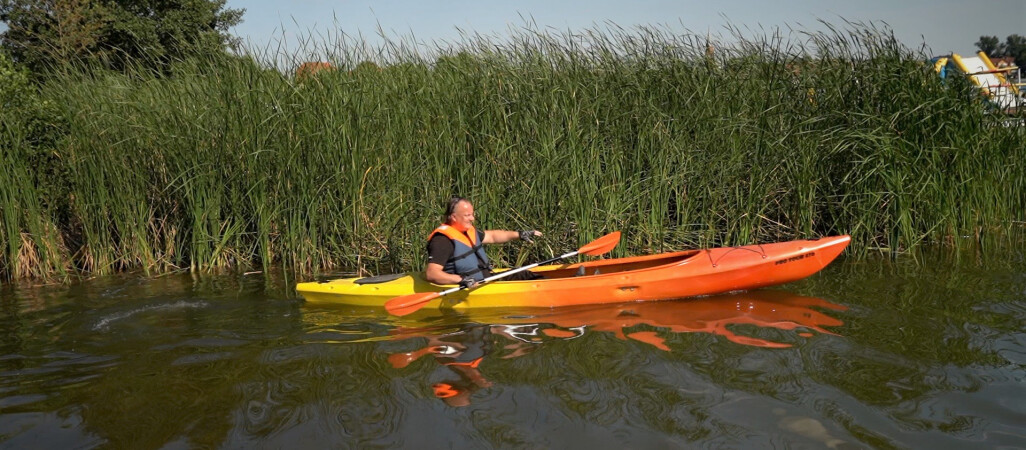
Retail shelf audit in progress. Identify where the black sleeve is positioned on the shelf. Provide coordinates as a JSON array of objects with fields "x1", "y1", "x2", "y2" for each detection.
[{"x1": 427, "y1": 235, "x2": 454, "y2": 267}]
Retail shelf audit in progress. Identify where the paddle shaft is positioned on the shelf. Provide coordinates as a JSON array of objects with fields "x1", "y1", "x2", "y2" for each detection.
[{"x1": 432, "y1": 249, "x2": 580, "y2": 297}]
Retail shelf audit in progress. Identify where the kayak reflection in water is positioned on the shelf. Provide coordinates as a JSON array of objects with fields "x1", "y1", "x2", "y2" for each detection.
[
  {"x1": 385, "y1": 289, "x2": 847, "y2": 406},
  {"x1": 424, "y1": 196, "x2": 543, "y2": 289}
]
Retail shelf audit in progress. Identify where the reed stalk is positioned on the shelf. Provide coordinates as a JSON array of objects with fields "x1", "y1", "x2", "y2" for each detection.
[{"x1": 1, "y1": 21, "x2": 1022, "y2": 280}]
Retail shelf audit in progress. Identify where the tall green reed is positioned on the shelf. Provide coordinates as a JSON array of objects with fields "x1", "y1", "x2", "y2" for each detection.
[{"x1": 1, "y1": 21, "x2": 1022, "y2": 280}]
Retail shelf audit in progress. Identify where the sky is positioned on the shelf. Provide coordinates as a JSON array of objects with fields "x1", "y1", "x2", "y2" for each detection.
[{"x1": 223, "y1": 0, "x2": 1024, "y2": 61}]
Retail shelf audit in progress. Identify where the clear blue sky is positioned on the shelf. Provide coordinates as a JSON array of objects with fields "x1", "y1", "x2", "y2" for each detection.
[{"x1": 224, "y1": 0, "x2": 1023, "y2": 60}]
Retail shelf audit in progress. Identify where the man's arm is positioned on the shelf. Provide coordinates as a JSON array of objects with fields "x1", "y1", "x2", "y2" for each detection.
[
  {"x1": 425, "y1": 235, "x2": 461, "y2": 284},
  {"x1": 482, "y1": 230, "x2": 518, "y2": 244},
  {"x1": 483, "y1": 229, "x2": 541, "y2": 244},
  {"x1": 425, "y1": 262, "x2": 463, "y2": 285}
]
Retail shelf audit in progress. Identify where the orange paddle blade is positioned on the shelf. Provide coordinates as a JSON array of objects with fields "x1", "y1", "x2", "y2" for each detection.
[
  {"x1": 387, "y1": 346, "x2": 439, "y2": 369},
  {"x1": 385, "y1": 291, "x2": 441, "y2": 316},
  {"x1": 578, "y1": 231, "x2": 620, "y2": 256}
]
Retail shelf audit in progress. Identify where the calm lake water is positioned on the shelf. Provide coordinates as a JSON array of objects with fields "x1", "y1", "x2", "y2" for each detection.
[{"x1": 1, "y1": 240, "x2": 1024, "y2": 449}]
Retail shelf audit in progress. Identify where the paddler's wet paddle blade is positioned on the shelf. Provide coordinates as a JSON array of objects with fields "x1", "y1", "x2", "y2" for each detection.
[
  {"x1": 385, "y1": 291, "x2": 442, "y2": 316},
  {"x1": 579, "y1": 231, "x2": 620, "y2": 256}
]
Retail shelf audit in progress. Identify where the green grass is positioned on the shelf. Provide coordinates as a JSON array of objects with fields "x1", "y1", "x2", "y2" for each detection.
[{"x1": 1, "y1": 22, "x2": 1023, "y2": 280}]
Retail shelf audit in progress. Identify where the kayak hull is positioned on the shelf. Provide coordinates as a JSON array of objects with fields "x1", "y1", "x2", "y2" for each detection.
[{"x1": 296, "y1": 235, "x2": 850, "y2": 310}]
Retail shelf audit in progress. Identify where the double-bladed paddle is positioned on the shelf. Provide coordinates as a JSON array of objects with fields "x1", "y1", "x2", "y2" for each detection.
[{"x1": 384, "y1": 231, "x2": 621, "y2": 316}]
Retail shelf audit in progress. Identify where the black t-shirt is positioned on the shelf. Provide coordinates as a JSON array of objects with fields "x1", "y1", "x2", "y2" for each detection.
[
  {"x1": 427, "y1": 229, "x2": 490, "y2": 276},
  {"x1": 427, "y1": 234, "x2": 457, "y2": 268}
]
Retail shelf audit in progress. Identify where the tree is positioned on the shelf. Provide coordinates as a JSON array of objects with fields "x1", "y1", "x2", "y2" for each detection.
[
  {"x1": 975, "y1": 34, "x2": 1026, "y2": 69},
  {"x1": 1, "y1": 47, "x2": 32, "y2": 113},
  {"x1": 1004, "y1": 34, "x2": 1026, "y2": 69},
  {"x1": 975, "y1": 36, "x2": 1004, "y2": 57},
  {"x1": 0, "y1": 0, "x2": 109, "y2": 73},
  {"x1": 0, "y1": 0, "x2": 244, "y2": 74}
]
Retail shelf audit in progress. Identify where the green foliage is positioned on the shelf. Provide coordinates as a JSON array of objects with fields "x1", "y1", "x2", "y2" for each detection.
[
  {"x1": 0, "y1": 49, "x2": 63, "y2": 146},
  {"x1": 975, "y1": 36, "x2": 1002, "y2": 56},
  {"x1": 0, "y1": 0, "x2": 244, "y2": 74},
  {"x1": 0, "y1": 49, "x2": 69, "y2": 278},
  {"x1": 0, "y1": 23, "x2": 1024, "y2": 280},
  {"x1": 0, "y1": 47, "x2": 30, "y2": 107},
  {"x1": 1005, "y1": 34, "x2": 1026, "y2": 69},
  {"x1": 975, "y1": 34, "x2": 1026, "y2": 68}
]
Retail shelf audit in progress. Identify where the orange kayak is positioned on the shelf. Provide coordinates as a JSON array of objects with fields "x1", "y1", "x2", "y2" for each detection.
[{"x1": 296, "y1": 235, "x2": 850, "y2": 310}]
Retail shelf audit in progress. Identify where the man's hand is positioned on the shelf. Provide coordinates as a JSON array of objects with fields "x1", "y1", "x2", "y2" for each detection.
[
  {"x1": 459, "y1": 276, "x2": 478, "y2": 289},
  {"x1": 519, "y1": 230, "x2": 541, "y2": 243}
]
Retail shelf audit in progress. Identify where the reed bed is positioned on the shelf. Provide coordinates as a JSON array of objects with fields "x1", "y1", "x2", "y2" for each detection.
[{"x1": 1, "y1": 22, "x2": 1023, "y2": 280}]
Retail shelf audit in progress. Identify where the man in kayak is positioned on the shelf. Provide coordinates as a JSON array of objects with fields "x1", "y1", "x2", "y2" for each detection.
[{"x1": 425, "y1": 196, "x2": 542, "y2": 288}]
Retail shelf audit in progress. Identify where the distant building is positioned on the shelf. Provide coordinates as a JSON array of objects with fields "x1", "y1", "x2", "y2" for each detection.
[
  {"x1": 989, "y1": 56, "x2": 1016, "y2": 68},
  {"x1": 296, "y1": 61, "x2": 335, "y2": 81}
]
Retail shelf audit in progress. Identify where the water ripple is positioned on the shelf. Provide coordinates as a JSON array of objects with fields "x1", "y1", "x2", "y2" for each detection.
[
  {"x1": 0, "y1": 393, "x2": 48, "y2": 408},
  {"x1": 91, "y1": 300, "x2": 208, "y2": 331}
]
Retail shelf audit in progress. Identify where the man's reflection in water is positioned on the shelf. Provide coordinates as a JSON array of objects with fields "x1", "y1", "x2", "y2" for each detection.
[{"x1": 388, "y1": 323, "x2": 565, "y2": 407}]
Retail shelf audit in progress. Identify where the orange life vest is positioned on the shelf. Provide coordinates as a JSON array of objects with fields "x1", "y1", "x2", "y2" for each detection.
[{"x1": 428, "y1": 224, "x2": 491, "y2": 280}]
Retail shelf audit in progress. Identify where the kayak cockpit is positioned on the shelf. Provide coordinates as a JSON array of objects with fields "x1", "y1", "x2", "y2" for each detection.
[
  {"x1": 345, "y1": 249, "x2": 703, "y2": 286},
  {"x1": 523, "y1": 249, "x2": 700, "y2": 280}
]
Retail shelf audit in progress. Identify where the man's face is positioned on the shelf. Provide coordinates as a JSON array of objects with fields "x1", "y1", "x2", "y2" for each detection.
[{"x1": 449, "y1": 201, "x2": 475, "y2": 231}]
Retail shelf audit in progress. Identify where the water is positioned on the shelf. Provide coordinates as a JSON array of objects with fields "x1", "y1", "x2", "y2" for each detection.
[{"x1": 1, "y1": 243, "x2": 1024, "y2": 449}]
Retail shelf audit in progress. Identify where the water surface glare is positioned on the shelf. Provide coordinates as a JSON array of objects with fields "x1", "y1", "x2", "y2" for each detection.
[{"x1": 1, "y1": 249, "x2": 1024, "y2": 448}]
